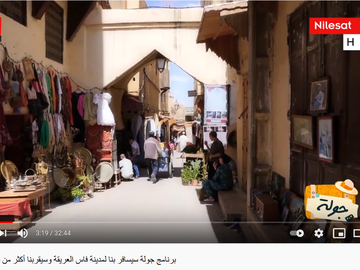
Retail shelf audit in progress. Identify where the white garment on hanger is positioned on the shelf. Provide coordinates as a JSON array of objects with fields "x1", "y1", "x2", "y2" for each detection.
[
  {"x1": 56, "y1": 75, "x2": 62, "y2": 113},
  {"x1": 93, "y1": 92, "x2": 115, "y2": 126},
  {"x1": 149, "y1": 119, "x2": 156, "y2": 133}
]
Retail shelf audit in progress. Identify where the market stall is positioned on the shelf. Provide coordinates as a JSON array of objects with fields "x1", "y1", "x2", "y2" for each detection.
[{"x1": 0, "y1": 45, "x2": 119, "y2": 213}]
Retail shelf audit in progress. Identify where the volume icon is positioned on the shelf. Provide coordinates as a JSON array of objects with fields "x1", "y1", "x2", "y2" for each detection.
[{"x1": 17, "y1": 228, "x2": 28, "y2": 238}]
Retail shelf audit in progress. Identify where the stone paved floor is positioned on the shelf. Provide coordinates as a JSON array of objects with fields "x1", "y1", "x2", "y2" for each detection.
[{"x1": 2, "y1": 151, "x2": 246, "y2": 243}]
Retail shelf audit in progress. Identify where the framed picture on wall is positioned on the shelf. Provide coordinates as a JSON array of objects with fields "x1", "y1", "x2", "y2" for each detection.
[
  {"x1": 317, "y1": 116, "x2": 334, "y2": 163},
  {"x1": 309, "y1": 78, "x2": 329, "y2": 113},
  {"x1": 291, "y1": 115, "x2": 314, "y2": 149}
]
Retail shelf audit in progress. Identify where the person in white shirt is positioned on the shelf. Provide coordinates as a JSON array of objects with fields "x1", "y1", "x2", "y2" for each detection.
[
  {"x1": 129, "y1": 137, "x2": 141, "y2": 179},
  {"x1": 119, "y1": 154, "x2": 134, "y2": 180},
  {"x1": 179, "y1": 132, "x2": 188, "y2": 152}
]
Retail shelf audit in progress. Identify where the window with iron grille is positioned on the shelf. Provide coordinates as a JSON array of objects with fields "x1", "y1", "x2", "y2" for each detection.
[
  {"x1": 45, "y1": 2, "x2": 63, "y2": 64},
  {"x1": 0, "y1": 1, "x2": 26, "y2": 26}
]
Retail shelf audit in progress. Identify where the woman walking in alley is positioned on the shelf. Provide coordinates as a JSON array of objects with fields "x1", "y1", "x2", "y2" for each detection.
[{"x1": 199, "y1": 154, "x2": 233, "y2": 202}]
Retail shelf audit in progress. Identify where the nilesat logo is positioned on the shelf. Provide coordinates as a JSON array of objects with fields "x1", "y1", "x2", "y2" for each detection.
[{"x1": 304, "y1": 180, "x2": 358, "y2": 222}]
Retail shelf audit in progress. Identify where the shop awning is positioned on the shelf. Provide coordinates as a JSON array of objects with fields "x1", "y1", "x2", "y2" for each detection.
[
  {"x1": 196, "y1": 1, "x2": 248, "y2": 72},
  {"x1": 169, "y1": 119, "x2": 177, "y2": 126},
  {"x1": 171, "y1": 125, "x2": 185, "y2": 132},
  {"x1": 122, "y1": 95, "x2": 143, "y2": 112},
  {"x1": 159, "y1": 118, "x2": 169, "y2": 126}
]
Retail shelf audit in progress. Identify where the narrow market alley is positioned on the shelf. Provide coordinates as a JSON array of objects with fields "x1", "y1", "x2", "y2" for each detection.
[{"x1": 2, "y1": 151, "x2": 246, "y2": 243}]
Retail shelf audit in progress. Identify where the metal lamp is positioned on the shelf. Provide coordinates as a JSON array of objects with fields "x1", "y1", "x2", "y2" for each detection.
[
  {"x1": 174, "y1": 100, "x2": 179, "y2": 111},
  {"x1": 156, "y1": 54, "x2": 166, "y2": 73}
]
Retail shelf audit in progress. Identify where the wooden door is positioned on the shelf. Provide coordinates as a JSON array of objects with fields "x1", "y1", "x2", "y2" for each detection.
[
  {"x1": 242, "y1": 76, "x2": 249, "y2": 192},
  {"x1": 288, "y1": 1, "x2": 360, "y2": 199}
]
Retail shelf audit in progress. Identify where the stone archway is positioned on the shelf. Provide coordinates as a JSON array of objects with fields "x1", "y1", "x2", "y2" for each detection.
[{"x1": 69, "y1": 7, "x2": 230, "y2": 90}]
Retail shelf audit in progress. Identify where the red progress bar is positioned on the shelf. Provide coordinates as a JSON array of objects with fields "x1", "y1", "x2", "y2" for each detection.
[{"x1": 0, "y1": 222, "x2": 13, "y2": 223}]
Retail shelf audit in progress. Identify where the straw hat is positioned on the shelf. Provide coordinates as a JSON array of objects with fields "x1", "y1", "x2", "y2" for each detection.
[{"x1": 335, "y1": 179, "x2": 358, "y2": 195}]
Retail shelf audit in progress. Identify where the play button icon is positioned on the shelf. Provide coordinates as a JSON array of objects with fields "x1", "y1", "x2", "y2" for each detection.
[{"x1": 0, "y1": 230, "x2": 6, "y2": 237}]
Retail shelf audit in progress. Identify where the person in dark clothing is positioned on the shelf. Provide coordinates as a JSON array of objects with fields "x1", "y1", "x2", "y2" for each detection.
[
  {"x1": 205, "y1": 131, "x2": 224, "y2": 179},
  {"x1": 199, "y1": 154, "x2": 233, "y2": 202}
]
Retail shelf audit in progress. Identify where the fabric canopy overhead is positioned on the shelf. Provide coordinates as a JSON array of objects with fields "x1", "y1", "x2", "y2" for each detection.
[{"x1": 171, "y1": 125, "x2": 185, "y2": 132}]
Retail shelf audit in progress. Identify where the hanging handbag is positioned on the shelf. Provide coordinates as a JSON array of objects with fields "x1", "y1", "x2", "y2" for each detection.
[
  {"x1": 23, "y1": 58, "x2": 35, "y2": 80},
  {"x1": 16, "y1": 65, "x2": 28, "y2": 107},
  {"x1": 9, "y1": 66, "x2": 21, "y2": 112},
  {"x1": 31, "y1": 63, "x2": 42, "y2": 93},
  {"x1": 2, "y1": 48, "x2": 12, "y2": 74},
  {"x1": 10, "y1": 66, "x2": 19, "y2": 94},
  {"x1": 27, "y1": 83, "x2": 38, "y2": 116}
]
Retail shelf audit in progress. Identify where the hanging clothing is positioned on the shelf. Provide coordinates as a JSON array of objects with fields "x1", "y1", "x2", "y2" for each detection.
[
  {"x1": 31, "y1": 120, "x2": 38, "y2": 145},
  {"x1": 45, "y1": 73, "x2": 54, "y2": 114},
  {"x1": 39, "y1": 68, "x2": 51, "y2": 115},
  {"x1": 71, "y1": 92, "x2": 86, "y2": 142},
  {"x1": 60, "y1": 77, "x2": 70, "y2": 122},
  {"x1": 48, "y1": 69, "x2": 57, "y2": 113},
  {"x1": 39, "y1": 118, "x2": 49, "y2": 149},
  {"x1": 83, "y1": 91, "x2": 98, "y2": 125},
  {"x1": 93, "y1": 92, "x2": 115, "y2": 126},
  {"x1": 131, "y1": 115, "x2": 142, "y2": 140},
  {"x1": 56, "y1": 75, "x2": 63, "y2": 114},
  {"x1": 0, "y1": 65, "x2": 12, "y2": 146},
  {"x1": 154, "y1": 113, "x2": 159, "y2": 128},
  {"x1": 16, "y1": 65, "x2": 28, "y2": 107},
  {"x1": 46, "y1": 114, "x2": 55, "y2": 153},
  {"x1": 65, "y1": 77, "x2": 74, "y2": 125},
  {"x1": 77, "y1": 94, "x2": 85, "y2": 119}
]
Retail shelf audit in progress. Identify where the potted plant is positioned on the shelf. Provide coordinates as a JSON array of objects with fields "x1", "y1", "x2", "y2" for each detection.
[
  {"x1": 181, "y1": 166, "x2": 192, "y2": 186},
  {"x1": 190, "y1": 159, "x2": 201, "y2": 186},
  {"x1": 71, "y1": 187, "x2": 84, "y2": 203},
  {"x1": 78, "y1": 174, "x2": 92, "y2": 191},
  {"x1": 200, "y1": 161, "x2": 208, "y2": 187},
  {"x1": 56, "y1": 188, "x2": 69, "y2": 204}
]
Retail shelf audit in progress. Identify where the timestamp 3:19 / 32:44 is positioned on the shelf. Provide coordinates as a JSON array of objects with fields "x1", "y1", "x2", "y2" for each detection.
[{"x1": 35, "y1": 230, "x2": 71, "y2": 237}]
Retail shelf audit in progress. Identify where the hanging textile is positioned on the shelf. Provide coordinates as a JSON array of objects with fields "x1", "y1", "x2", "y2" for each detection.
[
  {"x1": 86, "y1": 124, "x2": 112, "y2": 167},
  {"x1": 45, "y1": 73, "x2": 54, "y2": 114},
  {"x1": 71, "y1": 91, "x2": 86, "y2": 142},
  {"x1": 56, "y1": 75, "x2": 63, "y2": 114},
  {"x1": 16, "y1": 65, "x2": 28, "y2": 107},
  {"x1": 31, "y1": 120, "x2": 38, "y2": 146},
  {"x1": 48, "y1": 69, "x2": 57, "y2": 113},
  {"x1": 39, "y1": 68, "x2": 51, "y2": 115},
  {"x1": 83, "y1": 90, "x2": 98, "y2": 125},
  {"x1": 0, "y1": 65, "x2": 12, "y2": 146},
  {"x1": 77, "y1": 94, "x2": 85, "y2": 119},
  {"x1": 47, "y1": 114, "x2": 55, "y2": 152},
  {"x1": 60, "y1": 77, "x2": 70, "y2": 122},
  {"x1": 93, "y1": 92, "x2": 115, "y2": 126},
  {"x1": 154, "y1": 113, "x2": 159, "y2": 127},
  {"x1": 131, "y1": 115, "x2": 142, "y2": 140},
  {"x1": 39, "y1": 118, "x2": 49, "y2": 149},
  {"x1": 65, "y1": 77, "x2": 74, "y2": 125},
  {"x1": 23, "y1": 58, "x2": 35, "y2": 80}
]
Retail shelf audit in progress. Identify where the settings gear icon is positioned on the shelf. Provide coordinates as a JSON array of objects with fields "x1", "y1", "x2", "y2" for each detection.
[{"x1": 314, "y1": 228, "x2": 324, "y2": 238}]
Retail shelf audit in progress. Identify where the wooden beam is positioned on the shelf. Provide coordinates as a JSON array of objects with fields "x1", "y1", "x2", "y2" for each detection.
[
  {"x1": 32, "y1": 1, "x2": 52, "y2": 20},
  {"x1": 66, "y1": 1, "x2": 97, "y2": 41},
  {"x1": 213, "y1": 23, "x2": 226, "y2": 41}
]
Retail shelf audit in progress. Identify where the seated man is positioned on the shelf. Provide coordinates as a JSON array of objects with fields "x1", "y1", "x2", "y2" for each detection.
[
  {"x1": 199, "y1": 154, "x2": 233, "y2": 202},
  {"x1": 119, "y1": 153, "x2": 134, "y2": 180}
]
